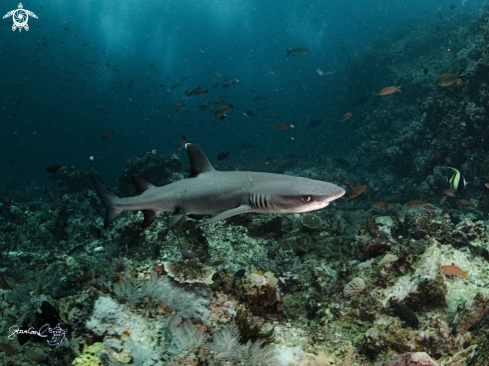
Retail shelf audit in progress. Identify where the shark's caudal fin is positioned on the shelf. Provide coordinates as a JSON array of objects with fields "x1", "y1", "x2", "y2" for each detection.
[
  {"x1": 185, "y1": 143, "x2": 216, "y2": 177},
  {"x1": 90, "y1": 160, "x2": 123, "y2": 228}
]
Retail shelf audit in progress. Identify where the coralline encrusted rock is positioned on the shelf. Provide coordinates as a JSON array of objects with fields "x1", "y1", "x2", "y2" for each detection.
[
  {"x1": 415, "y1": 216, "x2": 452, "y2": 242},
  {"x1": 164, "y1": 258, "x2": 215, "y2": 285},
  {"x1": 243, "y1": 270, "x2": 280, "y2": 307},
  {"x1": 452, "y1": 293, "x2": 489, "y2": 333},
  {"x1": 344, "y1": 277, "x2": 366, "y2": 296},
  {"x1": 116, "y1": 150, "x2": 182, "y2": 196},
  {"x1": 452, "y1": 219, "x2": 488, "y2": 248},
  {"x1": 300, "y1": 213, "x2": 322, "y2": 229},
  {"x1": 382, "y1": 352, "x2": 439, "y2": 366}
]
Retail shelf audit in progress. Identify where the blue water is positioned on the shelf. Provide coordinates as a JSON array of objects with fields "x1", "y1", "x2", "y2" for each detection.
[{"x1": 0, "y1": 0, "x2": 484, "y2": 188}]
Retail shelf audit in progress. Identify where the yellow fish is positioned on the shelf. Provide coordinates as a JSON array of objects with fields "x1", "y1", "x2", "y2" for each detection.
[{"x1": 379, "y1": 86, "x2": 401, "y2": 95}]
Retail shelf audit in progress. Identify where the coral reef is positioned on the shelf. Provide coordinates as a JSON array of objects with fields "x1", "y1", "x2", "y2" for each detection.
[{"x1": 164, "y1": 258, "x2": 215, "y2": 285}]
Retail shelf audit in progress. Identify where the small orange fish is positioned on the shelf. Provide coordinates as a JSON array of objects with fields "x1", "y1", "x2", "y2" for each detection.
[
  {"x1": 153, "y1": 264, "x2": 164, "y2": 274},
  {"x1": 440, "y1": 265, "x2": 468, "y2": 278},
  {"x1": 440, "y1": 209, "x2": 451, "y2": 216},
  {"x1": 101, "y1": 131, "x2": 113, "y2": 140},
  {"x1": 348, "y1": 182, "x2": 369, "y2": 198},
  {"x1": 372, "y1": 201, "x2": 394, "y2": 209},
  {"x1": 379, "y1": 86, "x2": 401, "y2": 96},
  {"x1": 275, "y1": 124, "x2": 293, "y2": 130},
  {"x1": 407, "y1": 200, "x2": 427, "y2": 207},
  {"x1": 215, "y1": 103, "x2": 233, "y2": 117},
  {"x1": 341, "y1": 112, "x2": 353, "y2": 122},
  {"x1": 187, "y1": 87, "x2": 208, "y2": 96},
  {"x1": 460, "y1": 199, "x2": 471, "y2": 206},
  {"x1": 443, "y1": 188, "x2": 457, "y2": 197},
  {"x1": 440, "y1": 195, "x2": 447, "y2": 204}
]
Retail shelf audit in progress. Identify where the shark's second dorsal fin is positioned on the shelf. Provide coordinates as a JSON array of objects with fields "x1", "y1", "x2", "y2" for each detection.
[
  {"x1": 132, "y1": 176, "x2": 155, "y2": 196},
  {"x1": 186, "y1": 143, "x2": 216, "y2": 178}
]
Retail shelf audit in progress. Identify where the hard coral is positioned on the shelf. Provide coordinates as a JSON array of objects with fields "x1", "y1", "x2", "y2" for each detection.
[
  {"x1": 164, "y1": 258, "x2": 215, "y2": 285},
  {"x1": 452, "y1": 219, "x2": 488, "y2": 246},
  {"x1": 416, "y1": 216, "x2": 452, "y2": 242},
  {"x1": 344, "y1": 277, "x2": 366, "y2": 297},
  {"x1": 243, "y1": 271, "x2": 281, "y2": 313},
  {"x1": 301, "y1": 213, "x2": 322, "y2": 229}
]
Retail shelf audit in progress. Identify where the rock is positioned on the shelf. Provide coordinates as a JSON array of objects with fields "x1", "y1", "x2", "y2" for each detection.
[
  {"x1": 383, "y1": 352, "x2": 439, "y2": 366},
  {"x1": 344, "y1": 277, "x2": 366, "y2": 296}
]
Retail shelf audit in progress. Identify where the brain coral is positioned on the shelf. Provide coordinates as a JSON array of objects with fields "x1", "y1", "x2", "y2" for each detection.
[{"x1": 344, "y1": 277, "x2": 366, "y2": 296}]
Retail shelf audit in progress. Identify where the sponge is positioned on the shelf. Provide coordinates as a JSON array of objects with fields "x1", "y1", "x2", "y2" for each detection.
[{"x1": 71, "y1": 342, "x2": 102, "y2": 366}]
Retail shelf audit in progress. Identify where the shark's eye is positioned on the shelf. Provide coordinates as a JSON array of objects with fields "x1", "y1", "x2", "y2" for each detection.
[{"x1": 303, "y1": 196, "x2": 312, "y2": 202}]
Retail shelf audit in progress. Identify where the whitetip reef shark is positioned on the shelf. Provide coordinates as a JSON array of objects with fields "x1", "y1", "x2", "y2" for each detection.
[{"x1": 90, "y1": 143, "x2": 345, "y2": 228}]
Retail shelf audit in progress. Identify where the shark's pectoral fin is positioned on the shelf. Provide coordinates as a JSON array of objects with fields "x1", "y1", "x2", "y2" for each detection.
[
  {"x1": 169, "y1": 210, "x2": 187, "y2": 227},
  {"x1": 141, "y1": 210, "x2": 159, "y2": 228},
  {"x1": 196, "y1": 204, "x2": 252, "y2": 227},
  {"x1": 132, "y1": 176, "x2": 155, "y2": 196},
  {"x1": 188, "y1": 214, "x2": 204, "y2": 220}
]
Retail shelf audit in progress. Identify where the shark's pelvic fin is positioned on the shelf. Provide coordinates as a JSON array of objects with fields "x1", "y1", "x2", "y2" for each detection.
[
  {"x1": 186, "y1": 143, "x2": 216, "y2": 178},
  {"x1": 141, "y1": 210, "x2": 159, "y2": 228},
  {"x1": 187, "y1": 214, "x2": 204, "y2": 220},
  {"x1": 90, "y1": 169, "x2": 123, "y2": 228},
  {"x1": 169, "y1": 210, "x2": 187, "y2": 227},
  {"x1": 132, "y1": 176, "x2": 155, "y2": 196},
  {"x1": 196, "y1": 204, "x2": 251, "y2": 227}
]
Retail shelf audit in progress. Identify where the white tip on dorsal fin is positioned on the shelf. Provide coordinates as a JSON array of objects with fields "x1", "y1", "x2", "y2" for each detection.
[{"x1": 185, "y1": 143, "x2": 216, "y2": 178}]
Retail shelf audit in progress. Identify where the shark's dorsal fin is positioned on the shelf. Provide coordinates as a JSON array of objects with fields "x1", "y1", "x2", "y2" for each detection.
[
  {"x1": 132, "y1": 176, "x2": 155, "y2": 196},
  {"x1": 186, "y1": 143, "x2": 216, "y2": 178}
]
